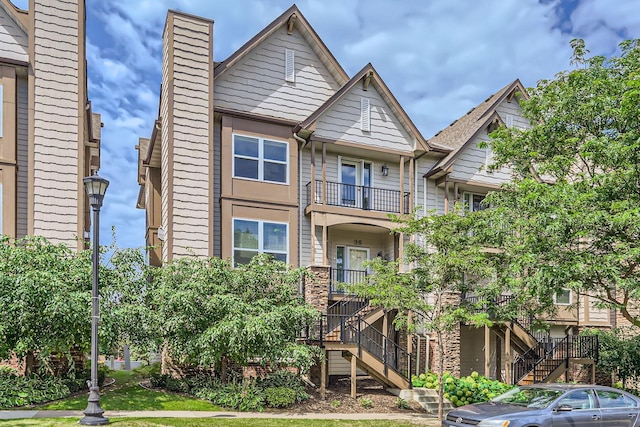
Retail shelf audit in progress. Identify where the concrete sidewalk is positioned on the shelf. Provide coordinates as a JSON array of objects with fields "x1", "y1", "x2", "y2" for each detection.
[{"x1": 0, "y1": 410, "x2": 441, "y2": 424}]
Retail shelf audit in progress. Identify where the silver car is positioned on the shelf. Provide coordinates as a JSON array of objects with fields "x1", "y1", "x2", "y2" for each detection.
[{"x1": 442, "y1": 384, "x2": 640, "y2": 427}]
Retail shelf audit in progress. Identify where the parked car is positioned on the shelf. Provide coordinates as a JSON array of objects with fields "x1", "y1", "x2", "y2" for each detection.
[{"x1": 442, "y1": 384, "x2": 640, "y2": 427}]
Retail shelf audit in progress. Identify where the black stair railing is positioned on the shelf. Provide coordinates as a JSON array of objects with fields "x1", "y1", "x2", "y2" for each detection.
[
  {"x1": 313, "y1": 313, "x2": 413, "y2": 386},
  {"x1": 329, "y1": 268, "x2": 368, "y2": 298},
  {"x1": 325, "y1": 294, "x2": 370, "y2": 332}
]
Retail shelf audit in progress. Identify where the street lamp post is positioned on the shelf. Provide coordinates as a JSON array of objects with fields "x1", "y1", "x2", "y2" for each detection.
[{"x1": 80, "y1": 175, "x2": 109, "y2": 426}]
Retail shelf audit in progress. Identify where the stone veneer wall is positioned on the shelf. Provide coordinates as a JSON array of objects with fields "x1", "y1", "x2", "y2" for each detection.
[
  {"x1": 305, "y1": 266, "x2": 330, "y2": 313},
  {"x1": 430, "y1": 292, "x2": 461, "y2": 377}
]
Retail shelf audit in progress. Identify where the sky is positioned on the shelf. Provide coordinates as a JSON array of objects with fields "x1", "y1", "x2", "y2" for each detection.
[{"x1": 13, "y1": 0, "x2": 640, "y2": 248}]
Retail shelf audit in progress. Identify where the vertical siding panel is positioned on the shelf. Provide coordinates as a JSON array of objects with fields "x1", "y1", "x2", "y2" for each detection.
[
  {"x1": 16, "y1": 77, "x2": 27, "y2": 238},
  {"x1": 161, "y1": 22, "x2": 170, "y2": 262},
  {"x1": 32, "y1": 0, "x2": 79, "y2": 245},
  {"x1": 167, "y1": 14, "x2": 212, "y2": 259}
]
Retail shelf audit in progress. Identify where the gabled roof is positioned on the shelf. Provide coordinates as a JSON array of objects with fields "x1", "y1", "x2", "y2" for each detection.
[
  {"x1": 424, "y1": 79, "x2": 528, "y2": 177},
  {"x1": 214, "y1": 4, "x2": 349, "y2": 86},
  {"x1": 296, "y1": 63, "x2": 449, "y2": 155},
  {"x1": 0, "y1": 0, "x2": 28, "y2": 33}
]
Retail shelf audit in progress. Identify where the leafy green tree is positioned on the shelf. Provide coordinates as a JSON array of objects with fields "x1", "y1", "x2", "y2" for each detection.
[
  {"x1": 0, "y1": 236, "x2": 92, "y2": 373},
  {"x1": 486, "y1": 39, "x2": 640, "y2": 326},
  {"x1": 149, "y1": 254, "x2": 319, "y2": 380},
  {"x1": 350, "y1": 208, "x2": 497, "y2": 420},
  {"x1": 582, "y1": 328, "x2": 640, "y2": 388}
]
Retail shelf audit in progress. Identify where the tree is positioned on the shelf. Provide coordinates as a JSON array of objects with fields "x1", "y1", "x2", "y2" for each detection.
[
  {"x1": 350, "y1": 208, "x2": 498, "y2": 420},
  {"x1": 485, "y1": 39, "x2": 640, "y2": 327},
  {"x1": 0, "y1": 236, "x2": 92, "y2": 373},
  {"x1": 582, "y1": 327, "x2": 640, "y2": 388},
  {"x1": 148, "y1": 254, "x2": 320, "y2": 380}
]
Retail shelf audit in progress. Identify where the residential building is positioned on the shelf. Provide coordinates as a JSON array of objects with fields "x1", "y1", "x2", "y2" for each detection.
[
  {"x1": 137, "y1": 5, "x2": 604, "y2": 393},
  {"x1": 0, "y1": 0, "x2": 101, "y2": 249}
]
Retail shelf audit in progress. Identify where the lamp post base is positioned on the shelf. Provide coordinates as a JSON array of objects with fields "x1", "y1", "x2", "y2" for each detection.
[{"x1": 79, "y1": 387, "x2": 109, "y2": 425}]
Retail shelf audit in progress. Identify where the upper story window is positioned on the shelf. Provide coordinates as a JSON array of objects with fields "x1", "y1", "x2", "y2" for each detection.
[
  {"x1": 463, "y1": 192, "x2": 487, "y2": 212},
  {"x1": 233, "y1": 218, "x2": 288, "y2": 266},
  {"x1": 554, "y1": 288, "x2": 572, "y2": 305},
  {"x1": 233, "y1": 134, "x2": 288, "y2": 184}
]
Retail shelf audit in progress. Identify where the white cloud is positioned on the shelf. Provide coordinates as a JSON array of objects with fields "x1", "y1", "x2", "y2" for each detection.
[{"x1": 82, "y1": 0, "x2": 640, "y2": 248}]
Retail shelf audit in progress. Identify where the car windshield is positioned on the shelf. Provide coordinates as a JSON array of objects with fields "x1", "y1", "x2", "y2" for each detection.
[{"x1": 492, "y1": 387, "x2": 564, "y2": 408}]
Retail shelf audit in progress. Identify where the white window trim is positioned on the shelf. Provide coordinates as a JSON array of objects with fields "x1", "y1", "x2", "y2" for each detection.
[
  {"x1": 232, "y1": 133, "x2": 289, "y2": 185},
  {"x1": 554, "y1": 288, "x2": 572, "y2": 305},
  {"x1": 337, "y1": 156, "x2": 375, "y2": 187},
  {"x1": 462, "y1": 192, "x2": 487, "y2": 212},
  {"x1": 232, "y1": 218, "x2": 289, "y2": 265}
]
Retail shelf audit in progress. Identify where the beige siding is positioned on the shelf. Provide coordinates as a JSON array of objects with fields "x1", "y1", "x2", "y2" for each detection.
[
  {"x1": 214, "y1": 26, "x2": 340, "y2": 122},
  {"x1": 161, "y1": 23, "x2": 170, "y2": 262},
  {"x1": 0, "y1": 5, "x2": 27, "y2": 63},
  {"x1": 167, "y1": 14, "x2": 211, "y2": 258},
  {"x1": 314, "y1": 85, "x2": 414, "y2": 152},
  {"x1": 450, "y1": 99, "x2": 527, "y2": 186},
  {"x1": 213, "y1": 117, "x2": 221, "y2": 258},
  {"x1": 16, "y1": 76, "x2": 27, "y2": 238},
  {"x1": 32, "y1": 0, "x2": 79, "y2": 245}
]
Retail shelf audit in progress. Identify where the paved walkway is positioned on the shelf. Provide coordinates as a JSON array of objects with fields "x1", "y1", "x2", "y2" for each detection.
[{"x1": 0, "y1": 410, "x2": 441, "y2": 424}]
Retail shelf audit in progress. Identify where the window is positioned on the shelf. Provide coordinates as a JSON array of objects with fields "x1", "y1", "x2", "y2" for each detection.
[
  {"x1": 596, "y1": 390, "x2": 637, "y2": 408},
  {"x1": 558, "y1": 390, "x2": 594, "y2": 410},
  {"x1": 233, "y1": 218, "x2": 288, "y2": 266},
  {"x1": 285, "y1": 49, "x2": 295, "y2": 82},
  {"x1": 360, "y1": 97, "x2": 370, "y2": 131},
  {"x1": 505, "y1": 114, "x2": 514, "y2": 128},
  {"x1": 233, "y1": 135, "x2": 288, "y2": 184},
  {"x1": 554, "y1": 288, "x2": 572, "y2": 305},
  {"x1": 462, "y1": 192, "x2": 487, "y2": 212}
]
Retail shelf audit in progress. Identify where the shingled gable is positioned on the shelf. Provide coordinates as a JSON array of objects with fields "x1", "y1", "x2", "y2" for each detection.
[
  {"x1": 295, "y1": 63, "x2": 449, "y2": 155},
  {"x1": 0, "y1": 0, "x2": 28, "y2": 34},
  {"x1": 424, "y1": 79, "x2": 528, "y2": 178},
  {"x1": 214, "y1": 4, "x2": 349, "y2": 86}
]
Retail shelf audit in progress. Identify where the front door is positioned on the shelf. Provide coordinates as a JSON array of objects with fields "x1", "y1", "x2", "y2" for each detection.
[{"x1": 346, "y1": 247, "x2": 369, "y2": 284}]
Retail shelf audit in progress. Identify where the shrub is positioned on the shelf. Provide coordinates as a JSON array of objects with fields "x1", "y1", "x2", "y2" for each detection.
[
  {"x1": 0, "y1": 373, "x2": 70, "y2": 409},
  {"x1": 150, "y1": 373, "x2": 170, "y2": 388},
  {"x1": 166, "y1": 377, "x2": 190, "y2": 393},
  {"x1": 360, "y1": 398, "x2": 373, "y2": 409},
  {"x1": 412, "y1": 371, "x2": 513, "y2": 407},
  {"x1": 133, "y1": 362, "x2": 161, "y2": 379},
  {"x1": 197, "y1": 381, "x2": 265, "y2": 411},
  {"x1": 264, "y1": 387, "x2": 297, "y2": 408},
  {"x1": 257, "y1": 370, "x2": 308, "y2": 403},
  {"x1": 330, "y1": 400, "x2": 341, "y2": 408}
]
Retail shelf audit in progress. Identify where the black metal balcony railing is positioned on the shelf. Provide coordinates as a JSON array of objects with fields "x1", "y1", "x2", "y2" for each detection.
[
  {"x1": 329, "y1": 268, "x2": 367, "y2": 298},
  {"x1": 306, "y1": 180, "x2": 410, "y2": 214}
]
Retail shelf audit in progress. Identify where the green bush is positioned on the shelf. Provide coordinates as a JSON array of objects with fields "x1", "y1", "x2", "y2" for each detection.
[
  {"x1": 257, "y1": 370, "x2": 308, "y2": 403},
  {"x1": 166, "y1": 377, "x2": 190, "y2": 393},
  {"x1": 150, "y1": 373, "x2": 170, "y2": 388},
  {"x1": 411, "y1": 371, "x2": 513, "y2": 407},
  {"x1": 264, "y1": 387, "x2": 297, "y2": 408},
  {"x1": 360, "y1": 397, "x2": 373, "y2": 409},
  {"x1": 196, "y1": 380, "x2": 265, "y2": 411},
  {"x1": 0, "y1": 373, "x2": 71, "y2": 409},
  {"x1": 396, "y1": 397, "x2": 410, "y2": 409},
  {"x1": 132, "y1": 362, "x2": 161, "y2": 378}
]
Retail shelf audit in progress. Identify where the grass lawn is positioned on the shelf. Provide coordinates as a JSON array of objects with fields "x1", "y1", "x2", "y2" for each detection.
[
  {"x1": 36, "y1": 370, "x2": 218, "y2": 411},
  {"x1": 0, "y1": 419, "x2": 426, "y2": 427}
]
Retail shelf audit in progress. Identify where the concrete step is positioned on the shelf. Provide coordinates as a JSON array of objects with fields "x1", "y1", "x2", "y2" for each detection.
[{"x1": 392, "y1": 388, "x2": 455, "y2": 414}]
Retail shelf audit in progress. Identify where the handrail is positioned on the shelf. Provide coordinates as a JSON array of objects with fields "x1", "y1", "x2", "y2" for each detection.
[
  {"x1": 326, "y1": 295, "x2": 369, "y2": 332},
  {"x1": 306, "y1": 180, "x2": 410, "y2": 214},
  {"x1": 329, "y1": 268, "x2": 367, "y2": 298}
]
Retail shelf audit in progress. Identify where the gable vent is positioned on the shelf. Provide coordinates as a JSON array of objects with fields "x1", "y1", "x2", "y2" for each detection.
[
  {"x1": 360, "y1": 97, "x2": 370, "y2": 132},
  {"x1": 285, "y1": 49, "x2": 295, "y2": 82},
  {"x1": 505, "y1": 114, "x2": 514, "y2": 128}
]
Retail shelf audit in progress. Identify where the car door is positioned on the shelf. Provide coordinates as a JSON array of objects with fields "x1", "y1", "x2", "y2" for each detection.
[
  {"x1": 552, "y1": 389, "x2": 602, "y2": 427},
  {"x1": 595, "y1": 389, "x2": 639, "y2": 426}
]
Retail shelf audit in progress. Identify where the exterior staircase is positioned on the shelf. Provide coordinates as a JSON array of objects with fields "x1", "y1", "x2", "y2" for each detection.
[
  {"x1": 309, "y1": 295, "x2": 414, "y2": 390},
  {"x1": 465, "y1": 295, "x2": 599, "y2": 385}
]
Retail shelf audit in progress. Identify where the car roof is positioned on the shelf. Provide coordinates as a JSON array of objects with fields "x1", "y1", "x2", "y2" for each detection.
[{"x1": 523, "y1": 384, "x2": 632, "y2": 393}]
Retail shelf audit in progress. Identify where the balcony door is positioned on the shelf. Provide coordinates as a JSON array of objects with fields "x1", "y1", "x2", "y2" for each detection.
[
  {"x1": 336, "y1": 245, "x2": 369, "y2": 285},
  {"x1": 339, "y1": 159, "x2": 371, "y2": 209}
]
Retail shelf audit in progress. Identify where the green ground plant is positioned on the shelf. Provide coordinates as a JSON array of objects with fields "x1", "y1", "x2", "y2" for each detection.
[{"x1": 412, "y1": 371, "x2": 512, "y2": 407}]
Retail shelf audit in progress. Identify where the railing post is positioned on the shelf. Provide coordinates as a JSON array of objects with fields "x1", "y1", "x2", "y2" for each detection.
[
  {"x1": 319, "y1": 316, "x2": 323, "y2": 348},
  {"x1": 383, "y1": 337, "x2": 388, "y2": 376},
  {"x1": 408, "y1": 353, "x2": 413, "y2": 388},
  {"x1": 357, "y1": 315, "x2": 362, "y2": 358},
  {"x1": 340, "y1": 315, "x2": 345, "y2": 343}
]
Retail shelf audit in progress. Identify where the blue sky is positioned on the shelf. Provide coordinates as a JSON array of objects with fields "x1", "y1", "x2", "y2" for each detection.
[{"x1": 13, "y1": 1, "x2": 640, "y2": 248}]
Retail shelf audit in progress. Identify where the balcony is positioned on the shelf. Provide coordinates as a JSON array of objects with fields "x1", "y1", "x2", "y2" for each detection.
[{"x1": 306, "y1": 180, "x2": 410, "y2": 214}]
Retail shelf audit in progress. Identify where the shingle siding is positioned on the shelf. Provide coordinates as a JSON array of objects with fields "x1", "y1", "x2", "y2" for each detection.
[{"x1": 32, "y1": 0, "x2": 80, "y2": 245}]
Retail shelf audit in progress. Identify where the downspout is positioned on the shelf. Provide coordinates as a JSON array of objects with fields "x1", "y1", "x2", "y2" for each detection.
[{"x1": 294, "y1": 132, "x2": 307, "y2": 299}]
